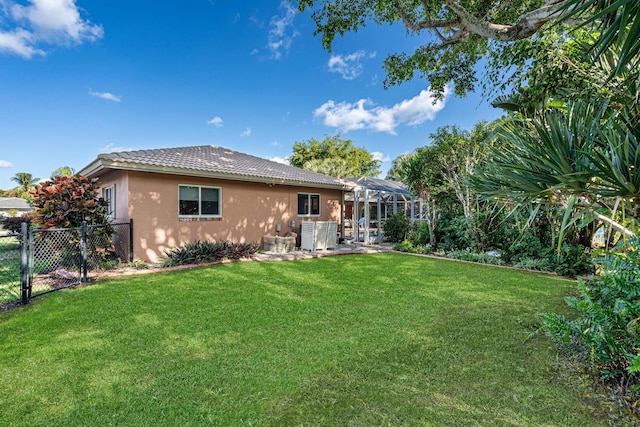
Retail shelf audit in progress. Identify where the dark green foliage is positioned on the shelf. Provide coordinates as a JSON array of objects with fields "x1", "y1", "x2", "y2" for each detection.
[
  {"x1": 407, "y1": 220, "x2": 431, "y2": 246},
  {"x1": 382, "y1": 214, "x2": 410, "y2": 242},
  {"x1": 296, "y1": 0, "x2": 584, "y2": 100},
  {"x1": 435, "y1": 214, "x2": 475, "y2": 252},
  {"x1": 289, "y1": 135, "x2": 380, "y2": 178},
  {"x1": 550, "y1": 243, "x2": 595, "y2": 277},
  {"x1": 562, "y1": 0, "x2": 640, "y2": 77},
  {"x1": 539, "y1": 236, "x2": 640, "y2": 398},
  {"x1": 161, "y1": 240, "x2": 260, "y2": 267},
  {"x1": 0, "y1": 214, "x2": 31, "y2": 234}
]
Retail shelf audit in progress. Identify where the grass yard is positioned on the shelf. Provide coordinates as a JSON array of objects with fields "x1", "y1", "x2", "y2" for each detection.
[
  {"x1": 0, "y1": 253, "x2": 605, "y2": 426},
  {"x1": 0, "y1": 235, "x2": 21, "y2": 304}
]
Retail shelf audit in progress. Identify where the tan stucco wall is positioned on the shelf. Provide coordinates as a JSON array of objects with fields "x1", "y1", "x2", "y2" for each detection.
[
  {"x1": 98, "y1": 170, "x2": 343, "y2": 262},
  {"x1": 97, "y1": 170, "x2": 129, "y2": 222}
]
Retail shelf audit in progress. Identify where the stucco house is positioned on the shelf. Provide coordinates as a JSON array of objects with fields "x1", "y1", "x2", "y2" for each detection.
[
  {"x1": 0, "y1": 197, "x2": 32, "y2": 217},
  {"x1": 78, "y1": 145, "x2": 351, "y2": 262}
]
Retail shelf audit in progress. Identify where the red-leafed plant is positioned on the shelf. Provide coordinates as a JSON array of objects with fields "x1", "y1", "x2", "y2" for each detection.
[
  {"x1": 30, "y1": 176, "x2": 117, "y2": 269},
  {"x1": 30, "y1": 175, "x2": 109, "y2": 229}
]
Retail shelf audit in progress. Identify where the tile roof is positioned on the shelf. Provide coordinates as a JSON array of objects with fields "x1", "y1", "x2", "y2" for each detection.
[
  {"x1": 84, "y1": 145, "x2": 351, "y2": 190},
  {"x1": 0, "y1": 197, "x2": 32, "y2": 211}
]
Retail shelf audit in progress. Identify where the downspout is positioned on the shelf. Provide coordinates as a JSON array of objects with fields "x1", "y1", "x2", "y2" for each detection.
[
  {"x1": 354, "y1": 190, "x2": 360, "y2": 242},
  {"x1": 364, "y1": 188, "x2": 370, "y2": 244},
  {"x1": 377, "y1": 191, "x2": 382, "y2": 243},
  {"x1": 341, "y1": 190, "x2": 346, "y2": 243},
  {"x1": 393, "y1": 193, "x2": 398, "y2": 215}
]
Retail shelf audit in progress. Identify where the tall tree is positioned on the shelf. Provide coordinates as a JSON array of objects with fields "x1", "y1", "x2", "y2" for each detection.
[
  {"x1": 295, "y1": 0, "x2": 595, "y2": 99},
  {"x1": 431, "y1": 123, "x2": 491, "y2": 221},
  {"x1": 391, "y1": 122, "x2": 496, "y2": 248},
  {"x1": 290, "y1": 135, "x2": 381, "y2": 177},
  {"x1": 51, "y1": 166, "x2": 76, "y2": 179},
  {"x1": 385, "y1": 153, "x2": 411, "y2": 181},
  {"x1": 10, "y1": 172, "x2": 39, "y2": 198},
  {"x1": 396, "y1": 146, "x2": 443, "y2": 244}
]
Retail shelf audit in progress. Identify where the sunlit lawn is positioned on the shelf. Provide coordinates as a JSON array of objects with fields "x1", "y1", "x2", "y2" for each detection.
[
  {"x1": 0, "y1": 235, "x2": 20, "y2": 304},
  {"x1": 0, "y1": 253, "x2": 605, "y2": 426}
]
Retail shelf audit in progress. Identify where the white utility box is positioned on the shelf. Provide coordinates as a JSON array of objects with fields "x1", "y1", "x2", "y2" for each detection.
[{"x1": 300, "y1": 221, "x2": 338, "y2": 251}]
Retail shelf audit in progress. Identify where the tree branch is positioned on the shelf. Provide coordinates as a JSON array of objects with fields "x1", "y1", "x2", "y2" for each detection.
[
  {"x1": 392, "y1": 0, "x2": 461, "y2": 32},
  {"x1": 593, "y1": 210, "x2": 635, "y2": 237},
  {"x1": 393, "y1": 0, "x2": 576, "y2": 47}
]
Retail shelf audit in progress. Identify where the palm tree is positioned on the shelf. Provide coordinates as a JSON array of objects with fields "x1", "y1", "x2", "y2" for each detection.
[
  {"x1": 562, "y1": 0, "x2": 639, "y2": 77},
  {"x1": 10, "y1": 172, "x2": 39, "y2": 196},
  {"x1": 474, "y1": 101, "x2": 638, "y2": 238}
]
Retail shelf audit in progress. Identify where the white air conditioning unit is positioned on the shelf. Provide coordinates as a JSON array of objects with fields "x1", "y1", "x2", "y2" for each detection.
[{"x1": 301, "y1": 221, "x2": 338, "y2": 251}]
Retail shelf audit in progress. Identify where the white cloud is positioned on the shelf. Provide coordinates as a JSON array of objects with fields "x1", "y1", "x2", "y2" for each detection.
[
  {"x1": 0, "y1": 160, "x2": 13, "y2": 168},
  {"x1": 313, "y1": 86, "x2": 451, "y2": 135},
  {"x1": 98, "y1": 143, "x2": 133, "y2": 153},
  {"x1": 371, "y1": 151, "x2": 390, "y2": 162},
  {"x1": 270, "y1": 140, "x2": 281, "y2": 147},
  {"x1": 0, "y1": 0, "x2": 103, "y2": 58},
  {"x1": 240, "y1": 128, "x2": 252, "y2": 137},
  {"x1": 0, "y1": 28, "x2": 44, "y2": 58},
  {"x1": 207, "y1": 116, "x2": 223, "y2": 127},
  {"x1": 267, "y1": 0, "x2": 298, "y2": 59},
  {"x1": 269, "y1": 156, "x2": 289, "y2": 165},
  {"x1": 88, "y1": 89, "x2": 121, "y2": 102},
  {"x1": 328, "y1": 50, "x2": 376, "y2": 80}
]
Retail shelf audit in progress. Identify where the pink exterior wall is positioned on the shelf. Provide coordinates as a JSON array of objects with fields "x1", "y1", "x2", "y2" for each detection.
[
  {"x1": 98, "y1": 169, "x2": 129, "y2": 222},
  {"x1": 97, "y1": 170, "x2": 343, "y2": 262}
]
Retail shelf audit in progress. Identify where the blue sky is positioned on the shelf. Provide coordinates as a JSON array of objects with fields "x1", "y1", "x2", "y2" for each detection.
[{"x1": 0, "y1": 0, "x2": 502, "y2": 190}]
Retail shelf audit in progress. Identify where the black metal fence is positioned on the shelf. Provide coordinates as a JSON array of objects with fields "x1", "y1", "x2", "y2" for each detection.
[
  {"x1": 0, "y1": 220, "x2": 132, "y2": 308},
  {"x1": 0, "y1": 232, "x2": 21, "y2": 306}
]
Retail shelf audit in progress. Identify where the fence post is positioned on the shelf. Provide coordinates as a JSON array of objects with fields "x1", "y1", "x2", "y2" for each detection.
[
  {"x1": 20, "y1": 222, "x2": 29, "y2": 305},
  {"x1": 129, "y1": 218, "x2": 134, "y2": 262},
  {"x1": 81, "y1": 221, "x2": 88, "y2": 283}
]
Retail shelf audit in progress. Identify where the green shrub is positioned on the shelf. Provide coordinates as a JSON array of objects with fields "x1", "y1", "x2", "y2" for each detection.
[
  {"x1": 383, "y1": 214, "x2": 411, "y2": 242},
  {"x1": 446, "y1": 249, "x2": 505, "y2": 266},
  {"x1": 547, "y1": 243, "x2": 594, "y2": 277},
  {"x1": 391, "y1": 240, "x2": 432, "y2": 254},
  {"x1": 538, "y1": 236, "x2": 640, "y2": 392},
  {"x1": 502, "y1": 232, "x2": 548, "y2": 264},
  {"x1": 161, "y1": 240, "x2": 260, "y2": 267},
  {"x1": 408, "y1": 220, "x2": 431, "y2": 245},
  {"x1": 512, "y1": 257, "x2": 553, "y2": 271},
  {"x1": 436, "y1": 215, "x2": 474, "y2": 251}
]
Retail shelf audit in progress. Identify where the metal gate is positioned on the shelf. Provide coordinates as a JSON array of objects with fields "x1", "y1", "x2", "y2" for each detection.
[
  {"x1": 0, "y1": 220, "x2": 132, "y2": 308},
  {"x1": 0, "y1": 232, "x2": 22, "y2": 306}
]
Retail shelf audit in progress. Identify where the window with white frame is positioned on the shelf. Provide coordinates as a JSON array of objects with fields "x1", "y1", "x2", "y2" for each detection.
[
  {"x1": 102, "y1": 185, "x2": 115, "y2": 219},
  {"x1": 297, "y1": 193, "x2": 320, "y2": 216},
  {"x1": 179, "y1": 185, "x2": 221, "y2": 217}
]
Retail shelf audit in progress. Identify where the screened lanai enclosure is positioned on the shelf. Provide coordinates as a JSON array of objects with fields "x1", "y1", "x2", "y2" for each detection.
[{"x1": 342, "y1": 177, "x2": 421, "y2": 244}]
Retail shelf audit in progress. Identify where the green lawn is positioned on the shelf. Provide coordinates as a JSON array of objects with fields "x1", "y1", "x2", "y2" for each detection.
[
  {"x1": 0, "y1": 235, "x2": 21, "y2": 304},
  {"x1": 0, "y1": 253, "x2": 605, "y2": 426}
]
